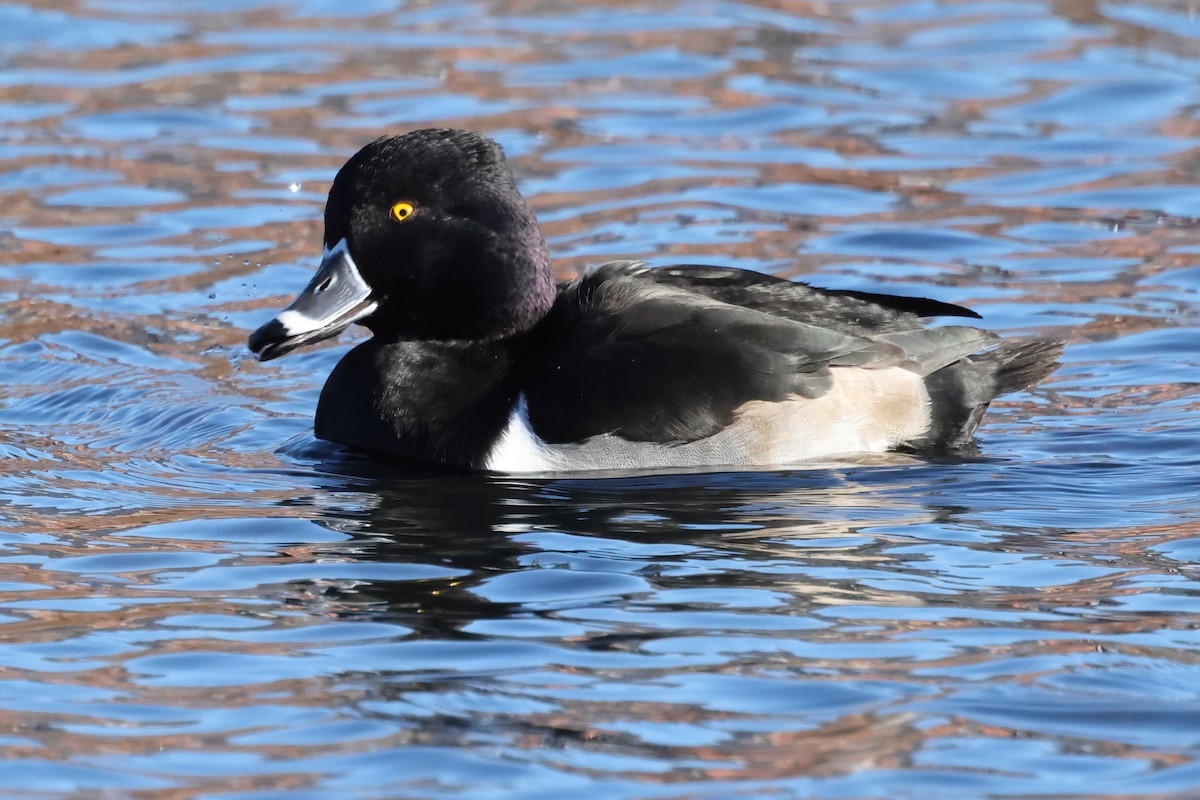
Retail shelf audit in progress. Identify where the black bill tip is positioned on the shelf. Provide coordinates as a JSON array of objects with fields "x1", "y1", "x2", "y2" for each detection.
[{"x1": 248, "y1": 319, "x2": 294, "y2": 362}]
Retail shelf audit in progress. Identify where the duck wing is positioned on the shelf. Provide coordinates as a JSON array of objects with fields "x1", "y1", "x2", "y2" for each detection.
[
  {"x1": 609, "y1": 262, "x2": 980, "y2": 334},
  {"x1": 526, "y1": 262, "x2": 993, "y2": 445}
]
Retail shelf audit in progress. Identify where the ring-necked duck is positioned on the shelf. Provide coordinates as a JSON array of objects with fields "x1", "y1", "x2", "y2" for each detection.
[{"x1": 249, "y1": 128, "x2": 1062, "y2": 472}]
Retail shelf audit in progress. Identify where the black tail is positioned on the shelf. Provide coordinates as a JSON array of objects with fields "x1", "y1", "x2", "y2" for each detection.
[
  {"x1": 987, "y1": 339, "x2": 1065, "y2": 396},
  {"x1": 911, "y1": 338, "x2": 1063, "y2": 453}
]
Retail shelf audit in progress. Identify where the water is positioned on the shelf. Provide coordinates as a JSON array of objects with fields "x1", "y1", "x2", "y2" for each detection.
[{"x1": 1, "y1": 0, "x2": 1199, "y2": 796}]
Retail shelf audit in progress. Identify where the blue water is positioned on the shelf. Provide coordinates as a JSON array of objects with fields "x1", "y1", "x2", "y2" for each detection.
[{"x1": 1, "y1": 0, "x2": 1199, "y2": 796}]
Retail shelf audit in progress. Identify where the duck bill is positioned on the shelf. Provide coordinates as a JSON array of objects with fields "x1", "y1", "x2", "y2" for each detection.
[{"x1": 248, "y1": 239, "x2": 377, "y2": 362}]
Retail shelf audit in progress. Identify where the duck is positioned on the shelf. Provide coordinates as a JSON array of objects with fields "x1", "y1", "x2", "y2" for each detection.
[{"x1": 248, "y1": 128, "x2": 1062, "y2": 473}]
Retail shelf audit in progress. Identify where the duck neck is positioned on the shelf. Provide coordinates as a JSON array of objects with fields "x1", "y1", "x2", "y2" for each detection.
[{"x1": 315, "y1": 335, "x2": 523, "y2": 470}]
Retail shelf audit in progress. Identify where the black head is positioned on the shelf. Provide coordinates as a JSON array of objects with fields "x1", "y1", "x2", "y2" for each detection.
[{"x1": 249, "y1": 129, "x2": 554, "y2": 360}]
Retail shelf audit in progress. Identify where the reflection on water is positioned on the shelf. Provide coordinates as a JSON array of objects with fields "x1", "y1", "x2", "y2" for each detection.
[
  {"x1": 9, "y1": 458, "x2": 1200, "y2": 795},
  {"x1": 1, "y1": 0, "x2": 1200, "y2": 796}
]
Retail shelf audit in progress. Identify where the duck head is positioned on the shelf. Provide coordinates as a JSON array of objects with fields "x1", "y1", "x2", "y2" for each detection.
[{"x1": 249, "y1": 129, "x2": 555, "y2": 361}]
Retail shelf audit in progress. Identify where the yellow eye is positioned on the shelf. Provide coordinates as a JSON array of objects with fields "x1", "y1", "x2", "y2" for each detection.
[{"x1": 390, "y1": 200, "x2": 417, "y2": 222}]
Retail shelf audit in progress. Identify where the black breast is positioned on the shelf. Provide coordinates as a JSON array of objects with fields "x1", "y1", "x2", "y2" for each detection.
[{"x1": 316, "y1": 338, "x2": 521, "y2": 468}]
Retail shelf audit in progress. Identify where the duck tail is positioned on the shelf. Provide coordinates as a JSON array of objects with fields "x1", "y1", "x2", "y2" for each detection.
[
  {"x1": 986, "y1": 339, "x2": 1065, "y2": 396},
  {"x1": 913, "y1": 338, "x2": 1063, "y2": 452}
]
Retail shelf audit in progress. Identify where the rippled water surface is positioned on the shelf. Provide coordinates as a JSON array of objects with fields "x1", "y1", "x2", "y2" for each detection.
[{"x1": 2, "y1": 0, "x2": 1200, "y2": 796}]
